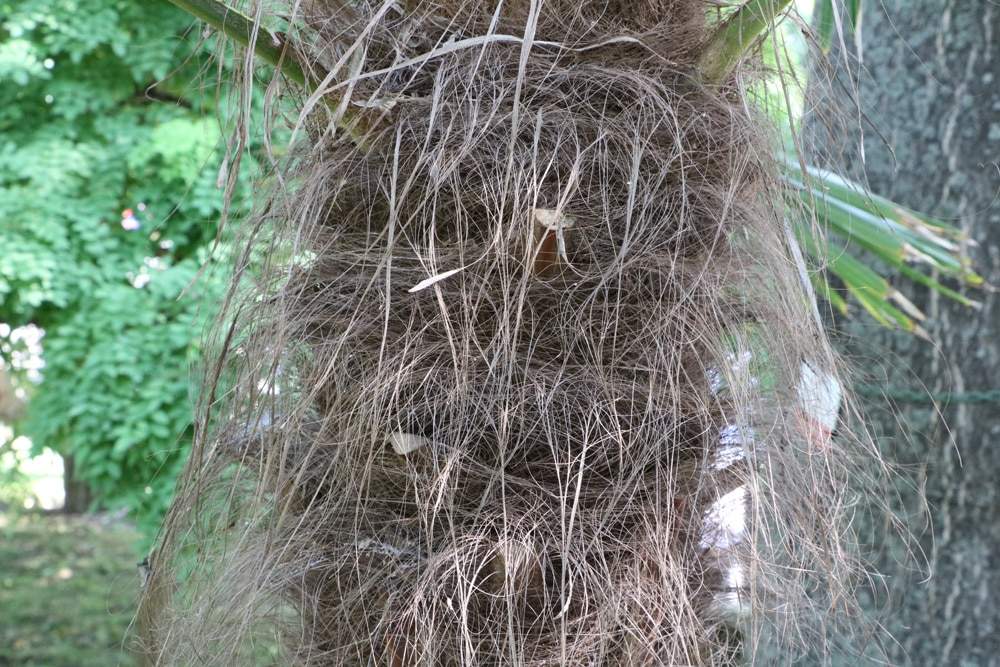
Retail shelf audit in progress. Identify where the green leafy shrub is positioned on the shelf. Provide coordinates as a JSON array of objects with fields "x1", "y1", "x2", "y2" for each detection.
[{"x1": 0, "y1": 0, "x2": 258, "y2": 535}]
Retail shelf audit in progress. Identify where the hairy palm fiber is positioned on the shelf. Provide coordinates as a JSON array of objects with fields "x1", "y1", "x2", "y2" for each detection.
[{"x1": 140, "y1": 1, "x2": 885, "y2": 664}]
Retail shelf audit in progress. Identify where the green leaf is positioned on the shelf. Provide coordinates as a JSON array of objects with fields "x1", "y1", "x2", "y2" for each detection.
[
  {"x1": 814, "y1": 0, "x2": 862, "y2": 55},
  {"x1": 815, "y1": 0, "x2": 836, "y2": 54},
  {"x1": 783, "y1": 156, "x2": 983, "y2": 333},
  {"x1": 128, "y1": 118, "x2": 221, "y2": 183}
]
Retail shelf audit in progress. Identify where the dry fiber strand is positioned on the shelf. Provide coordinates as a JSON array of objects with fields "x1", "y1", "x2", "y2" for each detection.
[{"x1": 140, "y1": 1, "x2": 884, "y2": 664}]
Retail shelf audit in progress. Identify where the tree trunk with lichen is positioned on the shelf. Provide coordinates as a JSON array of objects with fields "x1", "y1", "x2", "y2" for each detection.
[{"x1": 811, "y1": 2, "x2": 1000, "y2": 664}]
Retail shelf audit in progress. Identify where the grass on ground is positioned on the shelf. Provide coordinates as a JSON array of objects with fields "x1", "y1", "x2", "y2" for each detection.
[{"x1": 0, "y1": 510, "x2": 141, "y2": 667}]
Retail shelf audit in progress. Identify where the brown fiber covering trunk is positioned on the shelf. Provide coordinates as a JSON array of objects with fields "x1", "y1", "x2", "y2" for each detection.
[{"x1": 140, "y1": 2, "x2": 885, "y2": 664}]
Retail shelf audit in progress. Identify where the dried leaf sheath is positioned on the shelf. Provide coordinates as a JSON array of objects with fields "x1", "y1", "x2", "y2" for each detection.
[{"x1": 142, "y1": 2, "x2": 884, "y2": 665}]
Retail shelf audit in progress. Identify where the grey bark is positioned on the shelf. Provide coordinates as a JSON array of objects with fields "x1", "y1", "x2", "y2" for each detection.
[
  {"x1": 62, "y1": 453, "x2": 93, "y2": 514},
  {"x1": 810, "y1": 2, "x2": 1000, "y2": 665}
]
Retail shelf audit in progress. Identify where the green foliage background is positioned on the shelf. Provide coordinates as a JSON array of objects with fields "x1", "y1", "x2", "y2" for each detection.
[{"x1": 0, "y1": 0, "x2": 256, "y2": 535}]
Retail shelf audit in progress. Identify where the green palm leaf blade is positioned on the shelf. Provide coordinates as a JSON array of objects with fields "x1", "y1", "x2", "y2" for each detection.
[{"x1": 783, "y1": 158, "x2": 984, "y2": 332}]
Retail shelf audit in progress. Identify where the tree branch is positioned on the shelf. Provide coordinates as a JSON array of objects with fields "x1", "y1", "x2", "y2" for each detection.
[
  {"x1": 164, "y1": 0, "x2": 376, "y2": 142},
  {"x1": 165, "y1": 0, "x2": 308, "y2": 84}
]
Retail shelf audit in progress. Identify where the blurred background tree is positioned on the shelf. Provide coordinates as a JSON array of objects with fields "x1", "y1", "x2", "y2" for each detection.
[
  {"x1": 0, "y1": 0, "x2": 257, "y2": 535},
  {"x1": 806, "y1": 1, "x2": 1000, "y2": 663}
]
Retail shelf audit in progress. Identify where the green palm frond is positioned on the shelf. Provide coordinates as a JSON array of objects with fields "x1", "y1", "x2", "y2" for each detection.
[
  {"x1": 813, "y1": 0, "x2": 861, "y2": 54},
  {"x1": 783, "y1": 158, "x2": 984, "y2": 336}
]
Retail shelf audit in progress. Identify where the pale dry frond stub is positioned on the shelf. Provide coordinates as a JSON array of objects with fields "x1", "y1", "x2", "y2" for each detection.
[{"x1": 140, "y1": 1, "x2": 887, "y2": 664}]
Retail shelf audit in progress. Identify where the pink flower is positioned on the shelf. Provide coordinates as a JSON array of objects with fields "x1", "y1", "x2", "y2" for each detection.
[{"x1": 121, "y1": 208, "x2": 140, "y2": 230}]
